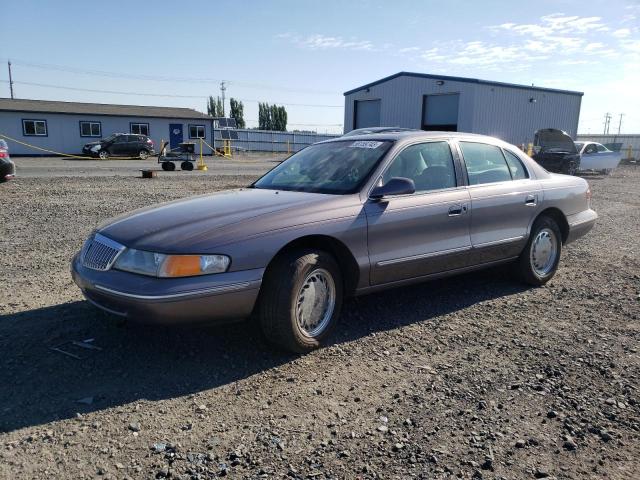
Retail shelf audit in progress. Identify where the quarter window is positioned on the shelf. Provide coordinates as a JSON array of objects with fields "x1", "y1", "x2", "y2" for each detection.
[
  {"x1": 80, "y1": 121, "x2": 101, "y2": 137},
  {"x1": 503, "y1": 149, "x2": 529, "y2": 180},
  {"x1": 459, "y1": 142, "x2": 511, "y2": 185},
  {"x1": 189, "y1": 124, "x2": 206, "y2": 138},
  {"x1": 22, "y1": 119, "x2": 47, "y2": 136},
  {"x1": 130, "y1": 123, "x2": 149, "y2": 136},
  {"x1": 383, "y1": 141, "x2": 456, "y2": 192}
]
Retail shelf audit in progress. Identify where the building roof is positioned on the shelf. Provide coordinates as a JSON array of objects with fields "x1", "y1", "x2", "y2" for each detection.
[
  {"x1": 0, "y1": 98, "x2": 212, "y2": 119},
  {"x1": 343, "y1": 72, "x2": 584, "y2": 97}
]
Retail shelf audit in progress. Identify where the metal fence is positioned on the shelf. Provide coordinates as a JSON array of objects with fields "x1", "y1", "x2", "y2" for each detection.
[
  {"x1": 212, "y1": 128, "x2": 340, "y2": 153},
  {"x1": 576, "y1": 134, "x2": 640, "y2": 161}
]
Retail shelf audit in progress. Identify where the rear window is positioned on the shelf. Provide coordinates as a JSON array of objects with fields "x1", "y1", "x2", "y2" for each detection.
[
  {"x1": 459, "y1": 142, "x2": 511, "y2": 185},
  {"x1": 503, "y1": 149, "x2": 529, "y2": 180}
]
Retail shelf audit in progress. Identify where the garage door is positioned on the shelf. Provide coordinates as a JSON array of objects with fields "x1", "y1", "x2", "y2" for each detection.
[
  {"x1": 422, "y1": 94, "x2": 459, "y2": 131},
  {"x1": 354, "y1": 99, "x2": 381, "y2": 129}
]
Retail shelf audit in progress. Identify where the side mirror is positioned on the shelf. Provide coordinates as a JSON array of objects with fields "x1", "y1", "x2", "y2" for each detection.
[{"x1": 370, "y1": 177, "x2": 416, "y2": 200}]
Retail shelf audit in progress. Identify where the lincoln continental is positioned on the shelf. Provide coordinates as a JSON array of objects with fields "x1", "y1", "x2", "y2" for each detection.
[{"x1": 72, "y1": 132, "x2": 597, "y2": 352}]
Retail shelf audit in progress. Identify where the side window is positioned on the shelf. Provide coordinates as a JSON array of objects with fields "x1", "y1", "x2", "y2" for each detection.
[
  {"x1": 383, "y1": 141, "x2": 456, "y2": 192},
  {"x1": 459, "y1": 142, "x2": 511, "y2": 185},
  {"x1": 503, "y1": 149, "x2": 529, "y2": 180},
  {"x1": 596, "y1": 143, "x2": 608, "y2": 152},
  {"x1": 585, "y1": 144, "x2": 598, "y2": 154},
  {"x1": 113, "y1": 135, "x2": 127, "y2": 143}
]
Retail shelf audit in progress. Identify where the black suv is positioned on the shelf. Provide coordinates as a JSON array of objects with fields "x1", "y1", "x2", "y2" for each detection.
[
  {"x1": 83, "y1": 133, "x2": 155, "y2": 159},
  {"x1": 531, "y1": 129, "x2": 580, "y2": 175}
]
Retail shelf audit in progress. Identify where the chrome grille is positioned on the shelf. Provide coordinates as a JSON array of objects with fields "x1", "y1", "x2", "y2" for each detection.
[{"x1": 82, "y1": 233, "x2": 125, "y2": 271}]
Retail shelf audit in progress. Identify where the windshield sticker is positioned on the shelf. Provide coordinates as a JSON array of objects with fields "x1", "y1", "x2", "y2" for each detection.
[{"x1": 350, "y1": 140, "x2": 383, "y2": 149}]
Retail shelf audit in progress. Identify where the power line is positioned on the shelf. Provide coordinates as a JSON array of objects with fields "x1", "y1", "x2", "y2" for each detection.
[
  {"x1": 2, "y1": 58, "x2": 340, "y2": 95},
  {"x1": 0, "y1": 80, "x2": 344, "y2": 108}
]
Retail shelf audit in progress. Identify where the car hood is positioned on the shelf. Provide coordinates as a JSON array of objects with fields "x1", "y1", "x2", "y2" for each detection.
[
  {"x1": 97, "y1": 188, "x2": 360, "y2": 253},
  {"x1": 534, "y1": 129, "x2": 577, "y2": 154},
  {"x1": 84, "y1": 141, "x2": 101, "y2": 147}
]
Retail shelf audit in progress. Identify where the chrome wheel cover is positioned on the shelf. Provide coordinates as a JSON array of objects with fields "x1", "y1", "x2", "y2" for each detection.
[
  {"x1": 139, "y1": 150, "x2": 149, "y2": 159},
  {"x1": 530, "y1": 228, "x2": 558, "y2": 277},
  {"x1": 295, "y1": 268, "x2": 336, "y2": 338}
]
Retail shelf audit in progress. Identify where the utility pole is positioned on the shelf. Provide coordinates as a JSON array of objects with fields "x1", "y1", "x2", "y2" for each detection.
[
  {"x1": 220, "y1": 81, "x2": 226, "y2": 117},
  {"x1": 617, "y1": 113, "x2": 624, "y2": 135},
  {"x1": 603, "y1": 113, "x2": 611, "y2": 135},
  {"x1": 8, "y1": 60, "x2": 14, "y2": 99}
]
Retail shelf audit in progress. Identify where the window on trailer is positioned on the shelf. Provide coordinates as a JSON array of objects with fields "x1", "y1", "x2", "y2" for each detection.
[
  {"x1": 22, "y1": 119, "x2": 47, "y2": 136},
  {"x1": 130, "y1": 123, "x2": 149, "y2": 136},
  {"x1": 80, "y1": 121, "x2": 101, "y2": 137},
  {"x1": 189, "y1": 125, "x2": 206, "y2": 138}
]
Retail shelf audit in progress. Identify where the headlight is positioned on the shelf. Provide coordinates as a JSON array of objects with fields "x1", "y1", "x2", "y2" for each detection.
[
  {"x1": 91, "y1": 145, "x2": 101, "y2": 152},
  {"x1": 113, "y1": 248, "x2": 230, "y2": 278}
]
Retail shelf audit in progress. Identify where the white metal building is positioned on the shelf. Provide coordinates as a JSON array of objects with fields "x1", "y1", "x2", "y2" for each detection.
[{"x1": 343, "y1": 72, "x2": 583, "y2": 145}]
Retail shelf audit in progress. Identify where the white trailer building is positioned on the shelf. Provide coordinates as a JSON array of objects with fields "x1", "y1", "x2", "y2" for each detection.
[{"x1": 343, "y1": 72, "x2": 583, "y2": 145}]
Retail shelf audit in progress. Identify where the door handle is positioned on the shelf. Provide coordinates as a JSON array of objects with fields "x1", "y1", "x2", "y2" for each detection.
[
  {"x1": 448, "y1": 205, "x2": 464, "y2": 216},
  {"x1": 525, "y1": 195, "x2": 537, "y2": 206}
]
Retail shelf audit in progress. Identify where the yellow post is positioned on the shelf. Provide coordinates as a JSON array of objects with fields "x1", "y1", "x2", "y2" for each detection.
[
  {"x1": 197, "y1": 137, "x2": 207, "y2": 170},
  {"x1": 223, "y1": 139, "x2": 231, "y2": 157},
  {"x1": 527, "y1": 143, "x2": 533, "y2": 157}
]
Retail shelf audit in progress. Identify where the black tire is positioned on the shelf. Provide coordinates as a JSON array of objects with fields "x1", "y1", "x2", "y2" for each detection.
[
  {"x1": 139, "y1": 149, "x2": 149, "y2": 160},
  {"x1": 181, "y1": 161, "x2": 194, "y2": 171},
  {"x1": 161, "y1": 161, "x2": 175, "y2": 171},
  {"x1": 98, "y1": 150, "x2": 109, "y2": 159},
  {"x1": 562, "y1": 160, "x2": 578, "y2": 175},
  {"x1": 515, "y1": 216, "x2": 562, "y2": 286},
  {"x1": 258, "y1": 249, "x2": 343, "y2": 353}
]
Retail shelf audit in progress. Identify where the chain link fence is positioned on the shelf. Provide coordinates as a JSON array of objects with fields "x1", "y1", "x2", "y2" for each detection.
[{"x1": 212, "y1": 129, "x2": 340, "y2": 154}]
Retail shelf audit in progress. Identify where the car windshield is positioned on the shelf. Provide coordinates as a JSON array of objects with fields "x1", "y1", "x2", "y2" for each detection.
[
  {"x1": 574, "y1": 142, "x2": 584, "y2": 150},
  {"x1": 102, "y1": 134, "x2": 117, "y2": 142},
  {"x1": 253, "y1": 140, "x2": 393, "y2": 194}
]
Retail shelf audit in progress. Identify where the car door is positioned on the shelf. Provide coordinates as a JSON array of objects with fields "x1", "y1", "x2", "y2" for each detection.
[
  {"x1": 109, "y1": 135, "x2": 128, "y2": 155},
  {"x1": 580, "y1": 143, "x2": 621, "y2": 171},
  {"x1": 365, "y1": 140, "x2": 472, "y2": 285},
  {"x1": 457, "y1": 141, "x2": 541, "y2": 264}
]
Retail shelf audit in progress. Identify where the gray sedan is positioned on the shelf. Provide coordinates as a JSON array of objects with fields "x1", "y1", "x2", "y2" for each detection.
[{"x1": 72, "y1": 132, "x2": 597, "y2": 352}]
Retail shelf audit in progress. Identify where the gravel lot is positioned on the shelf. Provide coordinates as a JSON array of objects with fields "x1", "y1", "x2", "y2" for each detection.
[{"x1": 0, "y1": 163, "x2": 638, "y2": 480}]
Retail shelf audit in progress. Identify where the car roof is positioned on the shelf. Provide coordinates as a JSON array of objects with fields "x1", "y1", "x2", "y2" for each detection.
[{"x1": 322, "y1": 130, "x2": 512, "y2": 146}]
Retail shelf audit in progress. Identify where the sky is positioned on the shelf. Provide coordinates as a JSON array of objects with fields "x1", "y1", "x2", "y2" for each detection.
[{"x1": 1, "y1": 0, "x2": 639, "y2": 135}]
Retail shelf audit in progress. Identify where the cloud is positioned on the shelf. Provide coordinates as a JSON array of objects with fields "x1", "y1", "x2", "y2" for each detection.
[
  {"x1": 612, "y1": 28, "x2": 631, "y2": 38},
  {"x1": 277, "y1": 33, "x2": 375, "y2": 51}
]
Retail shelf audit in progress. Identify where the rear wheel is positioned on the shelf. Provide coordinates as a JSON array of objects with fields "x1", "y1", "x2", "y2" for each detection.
[
  {"x1": 258, "y1": 249, "x2": 343, "y2": 353},
  {"x1": 138, "y1": 149, "x2": 149, "y2": 160},
  {"x1": 161, "y1": 161, "x2": 175, "y2": 171},
  {"x1": 515, "y1": 216, "x2": 562, "y2": 286},
  {"x1": 181, "y1": 161, "x2": 194, "y2": 171}
]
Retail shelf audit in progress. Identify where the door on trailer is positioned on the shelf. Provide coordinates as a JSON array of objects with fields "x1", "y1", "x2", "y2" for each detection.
[{"x1": 169, "y1": 124, "x2": 184, "y2": 149}]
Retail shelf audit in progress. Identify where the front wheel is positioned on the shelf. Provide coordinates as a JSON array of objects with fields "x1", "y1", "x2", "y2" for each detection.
[
  {"x1": 258, "y1": 249, "x2": 343, "y2": 353},
  {"x1": 562, "y1": 160, "x2": 578, "y2": 176},
  {"x1": 161, "y1": 161, "x2": 175, "y2": 171},
  {"x1": 515, "y1": 216, "x2": 562, "y2": 286},
  {"x1": 98, "y1": 150, "x2": 109, "y2": 159},
  {"x1": 138, "y1": 149, "x2": 149, "y2": 160},
  {"x1": 181, "y1": 161, "x2": 194, "y2": 171}
]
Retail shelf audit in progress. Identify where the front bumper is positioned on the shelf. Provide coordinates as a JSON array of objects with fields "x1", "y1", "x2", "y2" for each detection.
[
  {"x1": 71, "y1": 253, "x2": 263, "y2": 325},
  {"x1": 566, "y1": 209, "x2": 597, "y2": 245}
]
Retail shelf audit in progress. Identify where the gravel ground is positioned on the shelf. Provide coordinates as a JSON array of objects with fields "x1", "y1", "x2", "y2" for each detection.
[{"x1": 0, "y1": 166, "x2": 638, "y2": 480}]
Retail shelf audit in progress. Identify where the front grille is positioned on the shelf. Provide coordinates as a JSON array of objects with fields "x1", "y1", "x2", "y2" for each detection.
[{"x1": 82, "y1": 234, "x2": 125, "y2": 271}]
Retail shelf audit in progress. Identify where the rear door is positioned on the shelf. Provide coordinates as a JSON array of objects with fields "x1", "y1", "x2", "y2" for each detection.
[
  {"x1": 365, "y1": 140, "x2": 472, "y2": 285},
  {"x1": 457, "y1": 141, "x2": 541, "y2": 264}
]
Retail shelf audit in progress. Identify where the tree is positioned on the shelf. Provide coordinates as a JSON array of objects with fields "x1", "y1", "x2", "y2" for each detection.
[
  {"x1": 229, "y1": 98, "x2": 245, "y2": 128},
  {"x1": 258, "y1": 102, "x2": 288, "y2": 131},
  {"x1": 206, "y1": 96, "x2": 225, "y2": 117}
]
